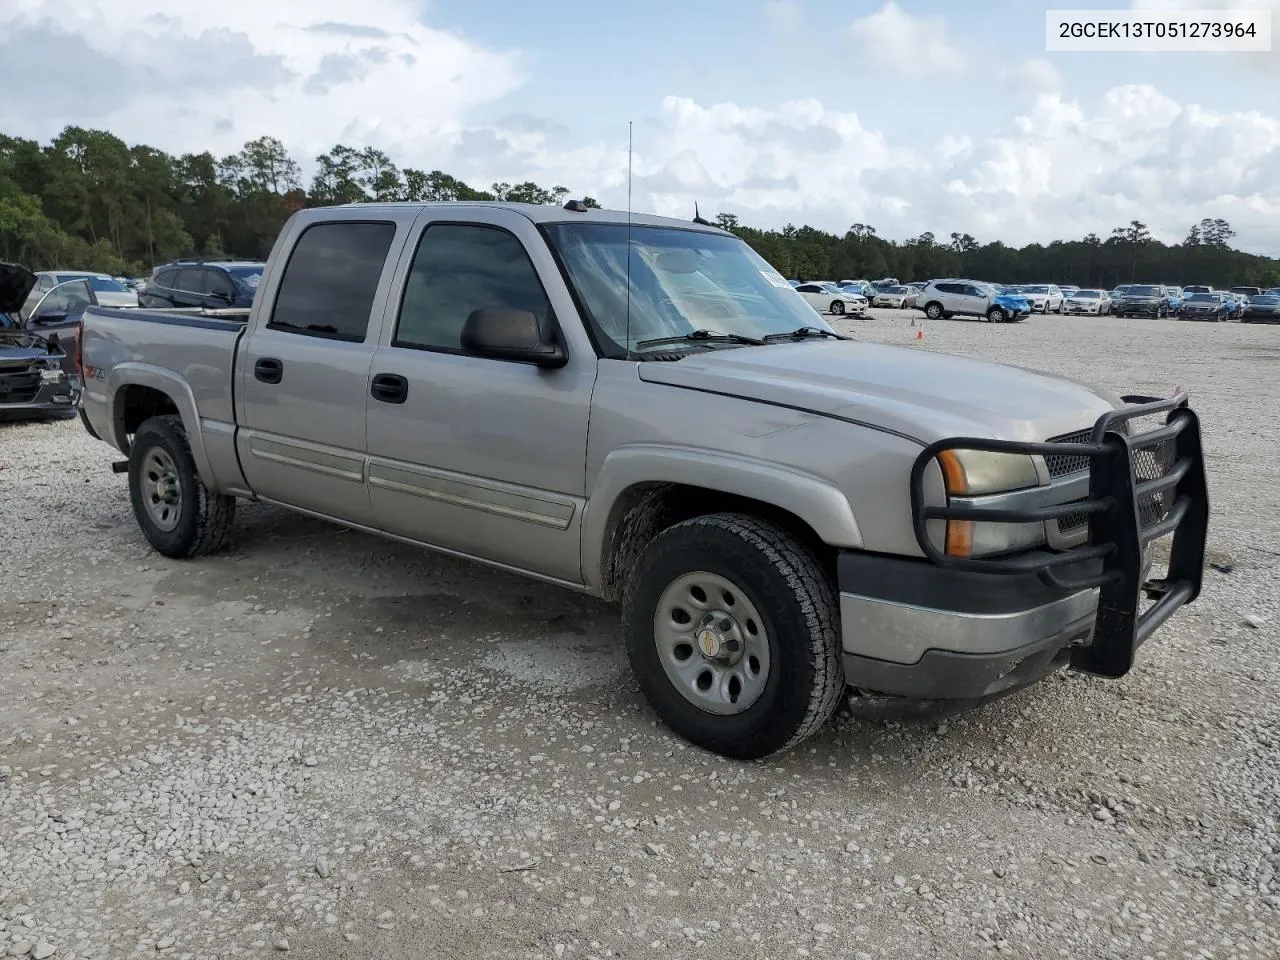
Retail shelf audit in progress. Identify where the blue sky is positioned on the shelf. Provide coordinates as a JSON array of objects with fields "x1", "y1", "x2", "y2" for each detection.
[{"x1": 1, "y1": 0, "x2": 1278, "y2": 252}]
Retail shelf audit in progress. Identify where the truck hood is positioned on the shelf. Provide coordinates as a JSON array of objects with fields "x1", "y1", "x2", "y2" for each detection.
[
  {"x1": 636, "y1": 340, "x2": 1121, "y2": 443},
  {"x1": 0, "y1": 262, "x2": 37, "y2": 314}
]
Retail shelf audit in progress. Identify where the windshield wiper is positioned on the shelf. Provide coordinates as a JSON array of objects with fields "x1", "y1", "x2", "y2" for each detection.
[
  {"x1": 634, "y1": 329, "x2": 765, "y2": 349},
  {"x1": 761, "y1": 326, "x2": 851, "y2": 342}
]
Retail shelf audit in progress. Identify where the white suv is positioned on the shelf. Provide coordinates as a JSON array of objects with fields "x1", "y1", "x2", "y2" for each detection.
[{"x1": 915, "y1": 279, "x2": 1032, "y2": 323}]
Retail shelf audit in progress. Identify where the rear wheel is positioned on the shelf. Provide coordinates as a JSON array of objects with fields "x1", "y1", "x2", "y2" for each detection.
[
  {"x1": 128, "y1": 415, "x2": 236, "y2": 559},
  {"x1": 622, "y1": 514, "x2": 844, "y2": 760},
  {"x1": 924, "y1": 302, "x2": 944, "y2": 320}
]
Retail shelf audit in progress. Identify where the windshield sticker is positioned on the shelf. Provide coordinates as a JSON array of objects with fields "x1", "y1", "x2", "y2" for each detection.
[{"x1": 761, "y1": 271, "x2": 791, "y2": 289}]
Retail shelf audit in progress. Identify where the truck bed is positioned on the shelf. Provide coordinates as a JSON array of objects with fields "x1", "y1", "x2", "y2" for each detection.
[{"x1": 79, "y1": 305, "x2": 248, "y2": 431}]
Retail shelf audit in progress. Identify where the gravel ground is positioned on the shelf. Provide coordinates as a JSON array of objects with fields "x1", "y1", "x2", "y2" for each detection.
[{"x1": 1, "y1": 309, "x2": 1277, "y2": 960}]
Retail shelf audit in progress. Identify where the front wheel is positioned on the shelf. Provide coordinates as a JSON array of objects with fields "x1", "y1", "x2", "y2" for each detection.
[
  {"x1": 987, "y1": 306, "x2": 1007, "y2": 323},
  {"x1": 830, "y1": 300, "x2": 845, "y2": 315},
  {"x1": 622, "y1": 514, "x2": 844, "y2": 760},
  {"x1": 128, "y1": 415, "x2": 236, "y2": 559}
]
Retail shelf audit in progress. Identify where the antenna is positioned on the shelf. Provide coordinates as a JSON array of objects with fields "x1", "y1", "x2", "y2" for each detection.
[{"x1": 624, "y1": 120, "x2": 633, "y2": 360}]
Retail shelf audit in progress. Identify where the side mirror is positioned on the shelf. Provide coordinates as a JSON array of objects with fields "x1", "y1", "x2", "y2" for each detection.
[
  {"x1": 460, "y1": 308, "x2": 567, "y2": 368},
  {"x1": 29, "y1": 307, "x2": 70, "y2": 325}
]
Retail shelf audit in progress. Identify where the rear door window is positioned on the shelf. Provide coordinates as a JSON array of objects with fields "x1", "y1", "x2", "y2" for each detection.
[
  {"x1": 174, "y1": 269, "x2": 203, "y2": 292},
  {"x1": 268, "y1": 221, "x2": 396, "y2": 342}
]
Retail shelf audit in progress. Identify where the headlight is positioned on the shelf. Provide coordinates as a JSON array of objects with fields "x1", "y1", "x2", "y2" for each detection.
[
  {"x1": 41, "y1": 368, "x2": 66, "y2": 383},
  {"x1": 935, "y1": 449, "x2": 1044, "y2": 557}
]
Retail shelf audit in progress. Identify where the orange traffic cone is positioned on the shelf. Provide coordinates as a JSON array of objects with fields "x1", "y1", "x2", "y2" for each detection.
[{"x1": 915, "y1": 328, "x2": 924, "y2": 341}]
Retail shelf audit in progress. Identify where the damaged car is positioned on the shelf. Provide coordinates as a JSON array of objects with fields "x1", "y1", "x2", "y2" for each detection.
[{"x1": 1, "y1": 262, "x2": 84, "y2": 421}]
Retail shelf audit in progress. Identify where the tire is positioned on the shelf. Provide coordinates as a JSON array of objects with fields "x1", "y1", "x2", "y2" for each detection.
[
  {"x1": 128, "y1": 414, "x2": 236, "y2": 559},
  {"x1": 830, "y1": 300, "x2": 845, "y2": 315},
  {"x1": 924, "y1": 301, "x2": 944, "y2": 320},
  {"x1": 622, "y1": 513, "x2": 844, "y2": 760},
  {"x1": 987, "y1": 306, "x2": 1007, "y2": 323}
]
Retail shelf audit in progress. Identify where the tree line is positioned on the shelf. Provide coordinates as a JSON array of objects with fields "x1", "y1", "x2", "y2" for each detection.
[{"x1": 1, "y1": 125, "x2": 1276, "y2": 289}]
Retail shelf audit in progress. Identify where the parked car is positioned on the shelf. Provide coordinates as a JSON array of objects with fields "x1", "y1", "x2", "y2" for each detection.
[
  {"x1": 869, "y1": 285, "x2": 912, "y2": 308},
  {"x1": 72, "y1": 200, "x2": 1209, "y2": 761},
  {"x1": 838, "y1": 280, "x2": 875, "y2": 299},
  {"x1": 1222, "y1": 292, "x2": 1245, "y2": 321},
  {"x1": 141, "y1": 259, "x2": 264, "y2": 310},
  {"x1": 1176, "y1": 292, "x2": 1229, "y2": 321},
  {"x1": 26, "y1": 271, "x2": 138, "y2": 314},
  {"x1": 1182, "y1": 285, "x2": 1213, "y2": 295},
  {"x1": 1230, "y1": 286, "x2": 1262, "y2": 298},
  {"x1": 1111, "y1": 284, "x2": 1170, "y2": 318},
  {"x1": 1, "y1": 263, "x2": 83, "y2": 420},
  {"x1": 1061, "y1": 289, "x2": 1111, "y2": 315},
  {"x1": 1110, "y1": 285, "x2": 1132, "y2": 300},
  {"x1": 1163, "y1": 286, "x2": 1183, "y2": 312},
  {"x1": 1010, "y1": 284, "x2": 1064, "y2": 314},
  {"x1": 1241, "y1": 292, "x2": 1280, "y2": 323},
  {"x1": 916, "y1": 279, "x2": 1032, "y2": 322},
  {"x1": 794, "y1": 282, "x2": 867, "y2": 316},
  {"x1": 1059, "y1": 285, "x2": 1079, "y2": 297}
]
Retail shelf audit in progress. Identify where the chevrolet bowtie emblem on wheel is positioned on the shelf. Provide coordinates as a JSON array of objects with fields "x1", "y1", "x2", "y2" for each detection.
[{"x1": 697, "y1": 629, "x2": 721, "y2": 658}]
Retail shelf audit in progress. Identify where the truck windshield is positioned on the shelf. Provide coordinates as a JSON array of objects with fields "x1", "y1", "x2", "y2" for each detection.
[{"x1": 542, "y1": 222, "x2": 832, "y2": 354}]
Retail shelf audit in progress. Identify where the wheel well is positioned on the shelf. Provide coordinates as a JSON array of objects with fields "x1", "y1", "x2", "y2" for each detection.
[
  {"x1": 597, "y1": 482, "x2": 837, "y2": 603},
  {"x1": 116, "y1": 385, "x2": 180, "y2": 449}
]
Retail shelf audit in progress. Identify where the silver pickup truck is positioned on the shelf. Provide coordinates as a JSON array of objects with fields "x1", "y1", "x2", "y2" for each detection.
[{"x1": 76, "y1": 201, "x2": 1210, "y2": 760}]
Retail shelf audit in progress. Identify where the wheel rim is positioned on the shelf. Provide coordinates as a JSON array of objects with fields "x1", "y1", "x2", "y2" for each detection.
[
  {"x1": 653, "y1": 571, "x2": 772, "y2": 716},
  {"x1": 927, "y1": 305, "x2": 941, "y2": 319},
  {"x1": 831, "y1": 302, "x2": 844, "y2": 314},
  {"x1": 141, "y1": 446, "x2": 182, "y2": 532}
]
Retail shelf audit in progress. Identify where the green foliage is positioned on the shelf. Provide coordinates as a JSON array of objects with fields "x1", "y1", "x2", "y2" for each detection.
[
  {"x1": 719, "y1": 216, "x2": 1279, "y2": 288},
  {"x1": 1, "y1": 125, "x2": 1275, "y2": 289}
]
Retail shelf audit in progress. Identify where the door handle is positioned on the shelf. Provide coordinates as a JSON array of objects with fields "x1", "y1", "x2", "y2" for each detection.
[
  {"x1": 254, "y1": 357, "x2": 283, "y2": 384},
  {"x1": 370, "y1": 373, "x2": 408, "y2": 404}
]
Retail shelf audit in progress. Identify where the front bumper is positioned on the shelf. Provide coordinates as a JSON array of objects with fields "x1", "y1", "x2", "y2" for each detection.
[
  {"x1": 0, "y1": 377, "x2": 79, "y2": 421},
  {"x1": 838, "y1": 392, "x2": 1208, "y2": 701},
  {"x1": 838, "y1": 553, "x2": 1104, "y2": 699},
  {"x1": 1242, "y1": 312, "x2": 1280, "y2": 323},
  {"x1": 1114, "y1": 302, "x2": 1162, "y2": 316}
]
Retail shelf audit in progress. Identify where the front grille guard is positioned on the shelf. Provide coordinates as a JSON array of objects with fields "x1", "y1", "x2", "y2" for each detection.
[{"x1": 908, "y1": 391, "x2": 1210, "y2": 678}]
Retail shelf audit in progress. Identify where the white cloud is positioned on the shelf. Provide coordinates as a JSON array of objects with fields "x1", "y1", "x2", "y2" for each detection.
[
  {"x1": 0, "y1": 0, "x2": 524, "y2": 162},
  {"x1": 849, "y1": 1, "x2": 966, "y2": 74},
  {"x1": 478, "y1": 86, "x2": 1280, "y2": 255},
  {"x1": 1000, "y1": 58, "x2": 1063, "y2": 98}
]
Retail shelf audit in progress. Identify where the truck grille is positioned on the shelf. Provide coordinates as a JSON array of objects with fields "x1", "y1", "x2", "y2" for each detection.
[
  {"x1": 1044, "y1": 429, "x2": 1092, "y2": 477},
  {"x1": 0, "y1": 368, "x2": 40, "y2": 404},
  {"x1": 1047, "y1": 422, "x2": 1155, "y2": 536}
]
